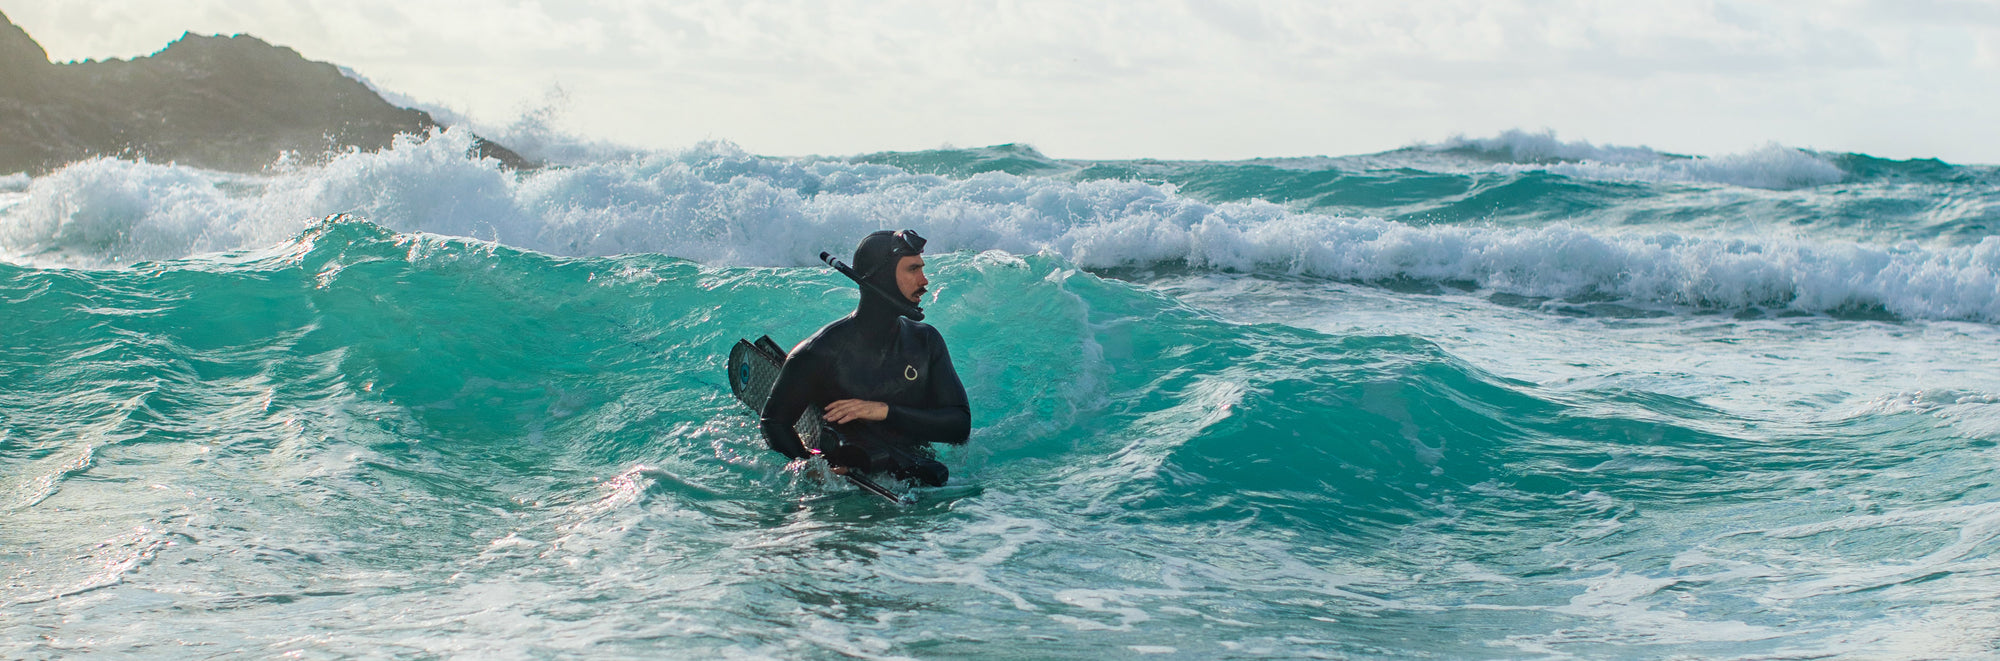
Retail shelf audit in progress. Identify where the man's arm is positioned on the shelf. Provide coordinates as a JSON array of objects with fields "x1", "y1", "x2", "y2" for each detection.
[
  {"x1": 759, "y1": 352, "x2": 818, "y2": 460},
  {"x1": 886, "y1": 333, "x2": 970, "y2": 444}
]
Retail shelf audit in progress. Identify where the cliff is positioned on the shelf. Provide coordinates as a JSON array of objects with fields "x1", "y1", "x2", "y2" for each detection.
[{"x1": 0, "y1": 10, "x2": 530, "y2": 175}]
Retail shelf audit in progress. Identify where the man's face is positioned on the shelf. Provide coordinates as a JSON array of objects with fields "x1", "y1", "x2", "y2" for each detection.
[{"x1": 896, "y1": 255, "x2": 928, "y2": 304}]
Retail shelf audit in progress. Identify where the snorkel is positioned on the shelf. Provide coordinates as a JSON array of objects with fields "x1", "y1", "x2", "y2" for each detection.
[{"x1": 820, "y1": 229, "x2": 928, "y2": 321}]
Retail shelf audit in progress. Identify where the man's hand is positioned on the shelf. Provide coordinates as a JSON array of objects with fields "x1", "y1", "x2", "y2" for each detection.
[{"x1": 824, "y1": 399, "x2": 889, "y2": 424}]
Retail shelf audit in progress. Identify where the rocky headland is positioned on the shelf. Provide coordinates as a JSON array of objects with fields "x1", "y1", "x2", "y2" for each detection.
[{"x1": 0, "y1": 10, "x2": 528, "y2": 175}]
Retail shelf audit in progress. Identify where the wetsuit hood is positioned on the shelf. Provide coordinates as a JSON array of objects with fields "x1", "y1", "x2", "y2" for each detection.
[{"x1": 827, "y1": 229, "x2": 926, "y2": 322}]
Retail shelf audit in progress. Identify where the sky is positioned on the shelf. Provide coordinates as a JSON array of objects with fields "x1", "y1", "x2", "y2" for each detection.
[{"x1": 6, "y1": 0, "x2": 1999, "y2": 163}]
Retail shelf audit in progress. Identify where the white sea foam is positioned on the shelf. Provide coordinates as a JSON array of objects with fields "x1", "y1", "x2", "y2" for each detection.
[
  {"x1": 2, "y1": 129, "x2": 1993, "y2": 322},
  {"x1": 1436, "y1": 130, "x2": 1846, "y2": 189}
]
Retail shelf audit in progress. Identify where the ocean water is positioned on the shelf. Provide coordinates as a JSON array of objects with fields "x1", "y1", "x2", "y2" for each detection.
[{"x1": 4, "y1": 129, "x2": 2000, "y2": 659}]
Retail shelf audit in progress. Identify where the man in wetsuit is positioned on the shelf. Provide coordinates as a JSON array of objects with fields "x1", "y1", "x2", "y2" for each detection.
[{"x1": 758, "y1": 230, "x2": 970, "y2": 487}]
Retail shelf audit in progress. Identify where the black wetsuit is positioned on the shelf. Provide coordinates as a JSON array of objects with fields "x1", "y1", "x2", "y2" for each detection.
[{"x1": 759, "y1": 292, "x2": 970, "y2": 486}]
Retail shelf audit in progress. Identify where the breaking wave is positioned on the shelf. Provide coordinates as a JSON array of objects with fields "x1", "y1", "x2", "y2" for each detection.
[
  {"x1": 2, "y1": 129, "x2": 1993, "y2": 321},
  {"x1": 1437, "y1": 129, "x2": 1846, "y2": 189}
]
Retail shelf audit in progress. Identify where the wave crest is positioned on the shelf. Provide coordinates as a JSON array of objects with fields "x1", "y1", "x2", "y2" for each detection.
[
  {"x1": 1435, "y1": 129, "x2": 1845, "y2": 190},
  {"x1": 3, "y1": 130, "x2": 1992, "y2": 322}
]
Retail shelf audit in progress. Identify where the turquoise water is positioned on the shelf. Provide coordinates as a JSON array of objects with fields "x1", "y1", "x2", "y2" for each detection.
[{"x1": 5, "y1": 131, "x2": 2000, "y2": 658}]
